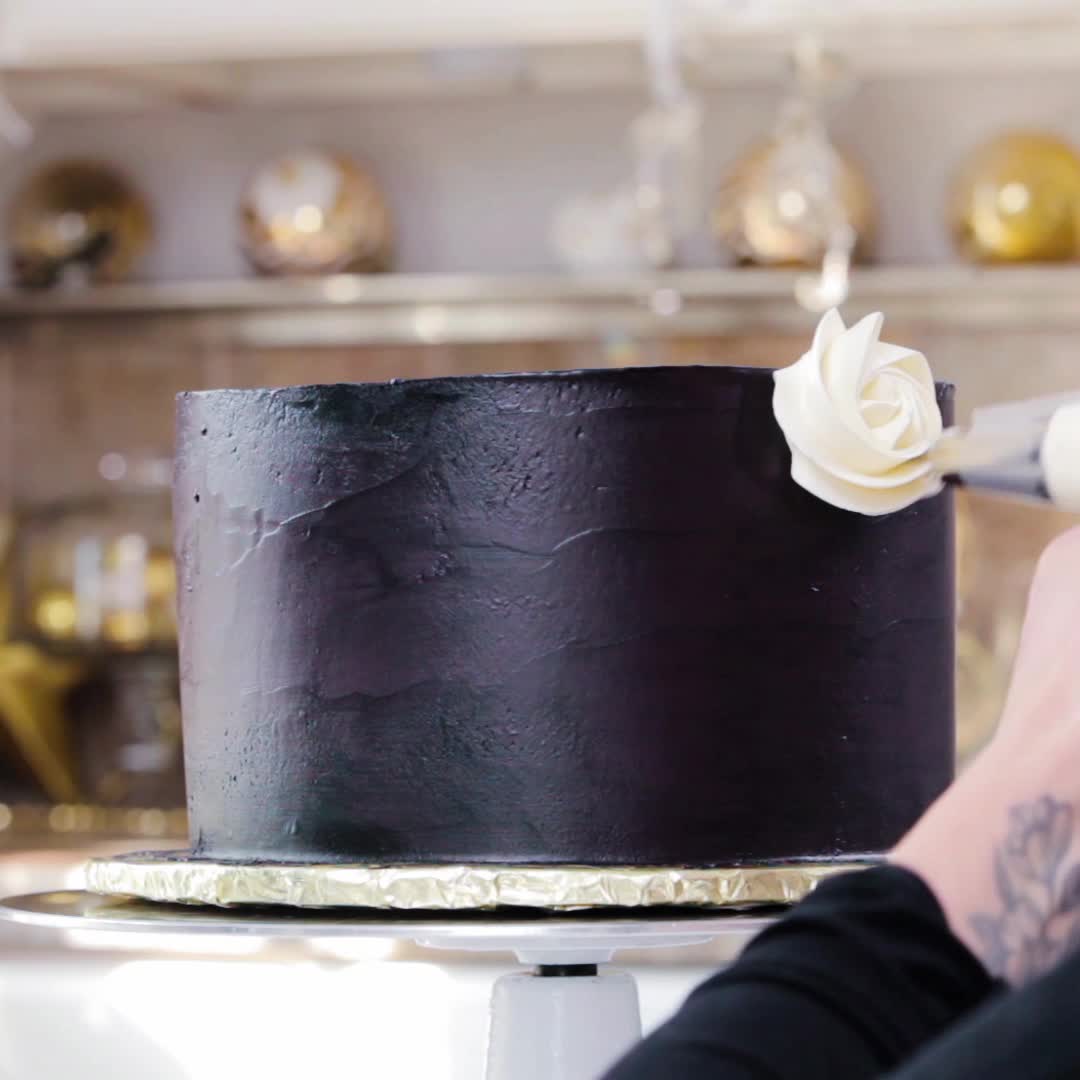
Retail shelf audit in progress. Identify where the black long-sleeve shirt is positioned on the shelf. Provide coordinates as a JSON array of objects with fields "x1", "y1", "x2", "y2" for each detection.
[{"x1": 606, "y1": 865, "x2": 1000, "y2": 1079}]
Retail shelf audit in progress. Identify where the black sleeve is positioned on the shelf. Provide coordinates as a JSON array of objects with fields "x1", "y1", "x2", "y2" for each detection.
[
  {"x1": 885, "y1": 943, "x2": 1080, "y2": 1079},
  {"x1": 604, "y1": 865, "x2": 997, "y2": 1080}
]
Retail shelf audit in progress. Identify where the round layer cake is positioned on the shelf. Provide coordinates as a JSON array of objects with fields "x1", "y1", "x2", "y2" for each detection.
[{"x1": 174, "y1": 367, "x2": 954, "y2": 868}]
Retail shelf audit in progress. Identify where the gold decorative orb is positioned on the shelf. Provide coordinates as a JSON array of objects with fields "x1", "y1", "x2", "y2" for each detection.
[
  {"x1": 950, "y1": 132, "x2": 1080, "y2": 263},
  {"x1": 7, "y1": 160, "x2": 152, "y2": 289},
  {"x1": 32, "y1": 588, "x2": 78, "y2": 642},
  {"x1": 239, "y1": 149, "x2": 393, "y2": 276},
  {"x1": 102, "y1": 609, "x2": 151, "y2": 650},
  {"x1": 144, "y1": 550, "x2": 176, "y2": 602},
  {"x1": 712, "y1": 139, "x2": 876, "y2": 267}
]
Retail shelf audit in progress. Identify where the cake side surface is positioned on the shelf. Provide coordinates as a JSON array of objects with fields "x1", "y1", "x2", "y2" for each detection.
[{"x1": 175, "y1": 366, "x2": 955, "y2": 866}]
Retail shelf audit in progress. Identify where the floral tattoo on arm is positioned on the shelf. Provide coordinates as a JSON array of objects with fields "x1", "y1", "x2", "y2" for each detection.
[{"x1": 970, "y1": 795, "x2": 1080, "y2": 985}]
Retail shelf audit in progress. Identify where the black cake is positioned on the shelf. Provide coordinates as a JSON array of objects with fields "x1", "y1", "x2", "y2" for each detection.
[{"x1": 175, "y1": 367, "x2": 954, "y2": 868}]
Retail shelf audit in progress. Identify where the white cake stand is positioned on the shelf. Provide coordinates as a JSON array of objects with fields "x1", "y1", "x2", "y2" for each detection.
[{"x1": 0, "y1": 890, "x2": 774, "y2": 1080}]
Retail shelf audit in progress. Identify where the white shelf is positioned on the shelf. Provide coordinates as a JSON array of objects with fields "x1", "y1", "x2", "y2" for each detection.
[
  {"x1": 0, "y1": 265, "x2": 1075, "y2": 347},
  {"x1": 1, "y1": 6, "x2": 1080, "y2": 112}
]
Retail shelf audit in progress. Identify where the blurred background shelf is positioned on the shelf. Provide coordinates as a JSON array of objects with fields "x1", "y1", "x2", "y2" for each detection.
[{"x1": 0, "y1": 265, "x2": 1077, "y2": 346}]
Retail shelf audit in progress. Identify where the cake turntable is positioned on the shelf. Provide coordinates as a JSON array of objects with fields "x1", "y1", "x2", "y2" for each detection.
[
  {"x1": 0, "y1": 888, "x2": 776, "y2": 1080},
  {"x1": 0, "y1": 852, "x2": 828, "y2": 1074}
]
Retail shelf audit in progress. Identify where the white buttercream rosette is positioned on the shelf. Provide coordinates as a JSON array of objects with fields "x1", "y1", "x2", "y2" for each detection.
[{"x1": 773, "y1": 309, "x2": 943, "y2": 516}]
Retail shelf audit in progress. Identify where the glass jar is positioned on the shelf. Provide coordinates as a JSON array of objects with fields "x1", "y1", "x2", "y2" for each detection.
[
  {"x1": 8, "y1": 453, "x2": 184, "y2": 809},
  {"x1": 14, "y1": 454, "x2": 175, "y2": 654}
]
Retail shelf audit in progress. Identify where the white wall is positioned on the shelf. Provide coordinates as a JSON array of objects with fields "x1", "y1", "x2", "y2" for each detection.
[{"x1": 0, "y1": 0, "x2": 646, "y2": 63}]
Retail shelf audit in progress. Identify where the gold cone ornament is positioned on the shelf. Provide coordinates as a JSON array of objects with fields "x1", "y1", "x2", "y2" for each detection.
[
  {"x1": 7, "y1": 161, "x2": 152, "y2": 289},
  {"x1": 950, "y1": 132, "x2": 1080, "y2": 263},
  {"x1": 0, "y1": 516, "x2": 83, "y2": 802},
  {"x1": 0, "y1": 643, "x2": 84, "y2": 803},
  {"x1": 713, "y1": 139, "x2": 876, "y2": 267},
  {"x1": 239, "y1": 149, "x2": 393, "y2": 275}
]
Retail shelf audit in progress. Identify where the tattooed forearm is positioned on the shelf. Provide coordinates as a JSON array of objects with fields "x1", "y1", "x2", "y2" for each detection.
[{"x1": 969, "y1": 795, "x2": 1080, "y2": 984}]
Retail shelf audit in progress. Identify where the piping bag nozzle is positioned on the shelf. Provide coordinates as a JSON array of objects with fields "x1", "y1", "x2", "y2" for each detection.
[{"x1": 931, "y1": 393, "x2": 1080, "y2": 512}]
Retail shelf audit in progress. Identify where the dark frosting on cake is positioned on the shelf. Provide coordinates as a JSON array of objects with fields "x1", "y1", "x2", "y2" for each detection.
[{"x1": 175, "y1": 367, "x2": 955, "y2": 866}]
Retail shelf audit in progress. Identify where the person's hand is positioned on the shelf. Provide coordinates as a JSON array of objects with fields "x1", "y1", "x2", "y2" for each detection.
[{"x1": 893, "y1": 526, "x2": 1080, "y2": 985}]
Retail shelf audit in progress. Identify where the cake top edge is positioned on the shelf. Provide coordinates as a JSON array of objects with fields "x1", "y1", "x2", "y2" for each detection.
[{"x1": 176, "y1": 364, "x2": 954, "y2": 402}]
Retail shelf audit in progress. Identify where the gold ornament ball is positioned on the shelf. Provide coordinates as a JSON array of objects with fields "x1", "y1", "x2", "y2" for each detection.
[
  {"x1": 950, "y1": 132, "x2": 1080, "y2": 263},
  {"x1": 239, "y1": 149, "x2": 393, "y2": 276},
  {"x1": 712, "y1": 139, "x2": 876, "y2": 267},
  {"x1": 7, "y1": 160, "x2": 152, "y2": 289}
]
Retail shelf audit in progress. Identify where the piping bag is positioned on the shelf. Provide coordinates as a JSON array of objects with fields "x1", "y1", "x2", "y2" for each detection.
[{"x1": 932, "y1": 393, "x2": 1080, "y2": 512}]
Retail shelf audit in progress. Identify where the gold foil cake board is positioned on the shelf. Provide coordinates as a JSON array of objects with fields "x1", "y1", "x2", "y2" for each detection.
[{"x1": 85, "y1": 853, "x2": 865, "y2": 911}]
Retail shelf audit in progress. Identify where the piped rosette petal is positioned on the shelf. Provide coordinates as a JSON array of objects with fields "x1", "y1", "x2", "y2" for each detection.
[{"x1": 773, "y1": 309, "x2": 944, "y2": 515}]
